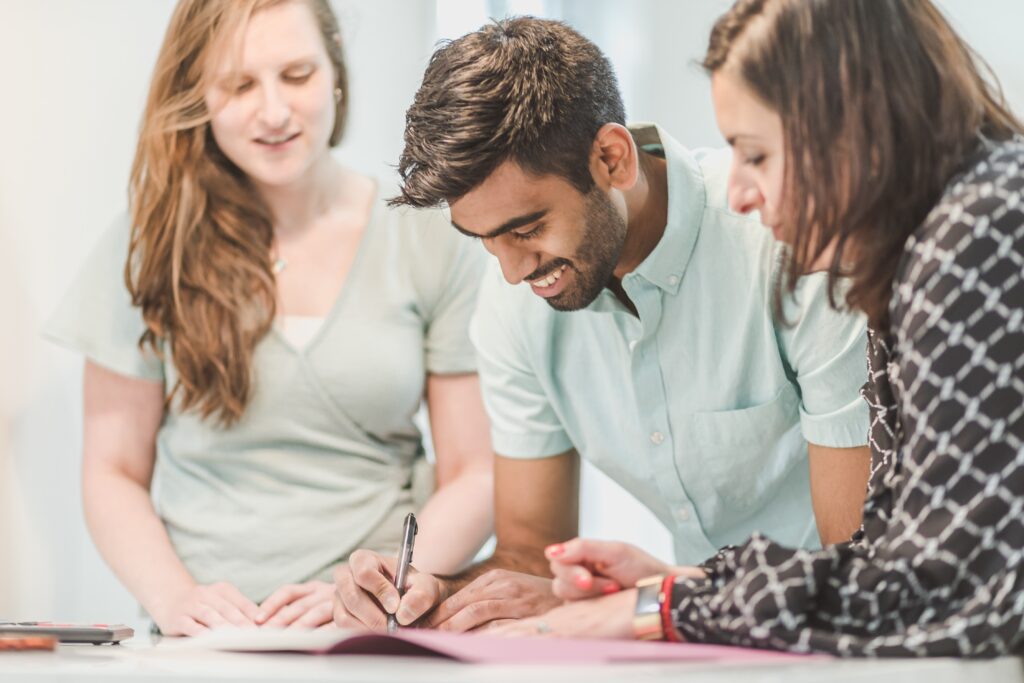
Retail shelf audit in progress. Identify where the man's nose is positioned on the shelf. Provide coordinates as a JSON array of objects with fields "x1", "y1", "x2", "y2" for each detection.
[{"x1": 487, "y1": 238, "x2": 537, "y2": 286}]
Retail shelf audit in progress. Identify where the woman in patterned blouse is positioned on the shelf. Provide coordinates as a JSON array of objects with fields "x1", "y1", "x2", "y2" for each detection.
[{"x1": 496, "y1": 0, "x2": 1024, "y2": 657}]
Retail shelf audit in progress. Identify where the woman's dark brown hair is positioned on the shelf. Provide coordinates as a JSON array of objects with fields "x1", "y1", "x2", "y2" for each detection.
[
  {"x1": 128, "y1": 0, "x2": 348, "y2": 425},
  {"x1": 704, "y1": 0, "x2": 1022, "y2": 330}
]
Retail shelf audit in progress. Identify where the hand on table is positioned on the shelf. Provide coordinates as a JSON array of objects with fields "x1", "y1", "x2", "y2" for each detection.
[
  {"x1": 545, "y1": 538, "x2": 705, "y2": 600},
  {"x1": 424, "y1": 570, "x2": 561, "y2": 632},
  {"x1": 152, "y1": 582, "x2": 259, "y2": 636},
  {"x1": 489, "y1": 588, "x2": 637, "y2": 639},
  {"x1": 256, "y1": 580, "x2": 335, "y2": 629}
]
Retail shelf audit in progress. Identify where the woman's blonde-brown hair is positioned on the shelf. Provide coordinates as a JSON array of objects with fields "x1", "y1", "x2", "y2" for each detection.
[
  {"x1": 704, "y1": 0, "x2": 1022, "y2": 331},
  {"x1": 128, "y1": 0, "x2": 348, "y2": 425}
]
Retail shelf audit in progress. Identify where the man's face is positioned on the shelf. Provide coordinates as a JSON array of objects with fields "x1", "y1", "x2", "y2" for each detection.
[{"x1": 449, "y1": 161, "x2": 627, "y2": 311}]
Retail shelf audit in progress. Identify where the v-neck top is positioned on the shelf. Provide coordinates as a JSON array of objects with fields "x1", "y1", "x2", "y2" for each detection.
[
  {"x1": 277, "y1": 316, "x2": 326, "y2": 350},
  {"x1": 45, "y1": 191, "x2": 486, "y2": 601}
]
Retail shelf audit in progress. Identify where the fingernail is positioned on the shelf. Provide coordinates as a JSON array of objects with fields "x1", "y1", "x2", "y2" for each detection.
[
  {"x1": 385, "y1": 597, "x2": 399, "y2": 614},
  {"x1": 546, "y1": 544, "x2": 564, "y2": 558},
  {"x1": 575, "y1": 574, "x2": 593, "y2": 590},
  {"x1": 396, "y1": 608, "x2": 412, "y2": 625},
  {"x1": 255, "y1": 612, "x2": 266, "y2": 622},
  {"x1": 602, "y1": 583, "x2": 620, "y2": 595}
]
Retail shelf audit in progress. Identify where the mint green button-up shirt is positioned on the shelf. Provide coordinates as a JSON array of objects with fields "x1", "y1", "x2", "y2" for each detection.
[{"x1": 470, "y1": 124, "x2": 869, "y2": 563}]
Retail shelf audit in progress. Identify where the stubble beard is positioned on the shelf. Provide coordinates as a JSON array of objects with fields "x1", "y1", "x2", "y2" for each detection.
[{"x1": 545, "y1": 187, "x2": 627, "y2": 312}]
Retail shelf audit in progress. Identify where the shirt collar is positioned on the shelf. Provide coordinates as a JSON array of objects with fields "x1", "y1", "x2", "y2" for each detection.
[{"x1": 626, "y1": 123, "x2": 706, "y2": 295}]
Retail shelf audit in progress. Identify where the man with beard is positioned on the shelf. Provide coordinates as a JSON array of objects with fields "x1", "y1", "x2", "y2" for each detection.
[{"x1": 332, "y1": 17, "x2": 871, "y2": 633}]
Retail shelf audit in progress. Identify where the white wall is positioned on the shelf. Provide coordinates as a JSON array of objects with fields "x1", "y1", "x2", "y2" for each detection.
[{"x1": 0, "y1": 0, "x2": 1021, "y2": 623}]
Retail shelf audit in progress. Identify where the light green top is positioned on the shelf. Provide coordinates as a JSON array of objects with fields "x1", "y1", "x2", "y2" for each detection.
[
  {"x1": 470, "y1": 124, "x2": 870, "y2": 564},
  {"x1": 46, "y1": 192, "x2": 485, "y2": 601}
]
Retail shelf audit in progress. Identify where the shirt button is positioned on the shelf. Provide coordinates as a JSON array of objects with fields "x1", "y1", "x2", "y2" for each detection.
[
  {"x1": 650, "y1": 431, "x2": 664, "y2": 445},
  {"x1": 667, "y1": 275, "x2": 679, "y2": 286},
  {"x1": 628, "y1": 340, "x2": 638, "y2": 352},
  {"x1": 678, "y1": 508, "x2": 691, "y2": 522}
]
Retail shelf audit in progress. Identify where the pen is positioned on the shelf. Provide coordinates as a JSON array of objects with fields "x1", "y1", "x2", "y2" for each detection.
[{"x1": 387, "y1": 512, "x2": 418, "y2": 633}]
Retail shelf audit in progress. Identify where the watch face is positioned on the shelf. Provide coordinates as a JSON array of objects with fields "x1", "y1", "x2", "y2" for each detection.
[{"x1": 633, "y1": 580, "x2": 666, "y2": 640}]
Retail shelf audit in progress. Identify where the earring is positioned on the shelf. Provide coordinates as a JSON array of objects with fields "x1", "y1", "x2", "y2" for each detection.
[{"x1": 334, "y1": 88, "x2": 343, "y2": 103}]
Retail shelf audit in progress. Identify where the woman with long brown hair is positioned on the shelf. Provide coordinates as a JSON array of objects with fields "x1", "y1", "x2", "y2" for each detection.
[
  {"x1": 496, "y1": 0, "x2": 1024, "y2": 657},
  {"x1": 47, "y1": 0, "x2": 493, "y2": 636}
]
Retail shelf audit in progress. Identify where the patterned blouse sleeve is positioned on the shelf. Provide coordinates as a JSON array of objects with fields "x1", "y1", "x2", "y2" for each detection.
[{"x1": 667, "y1": 143, "x2": 1024, "y2": 657}]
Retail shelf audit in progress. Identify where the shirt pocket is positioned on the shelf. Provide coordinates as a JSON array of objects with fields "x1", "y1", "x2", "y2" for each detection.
[{"x1": 684, "y1": 385, "x2": 805, "y2": 512}]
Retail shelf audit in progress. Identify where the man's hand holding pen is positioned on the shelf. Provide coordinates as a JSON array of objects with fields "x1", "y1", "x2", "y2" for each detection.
[
  {"x1": 332, "y1": 548, "x2": 450, "y2": 631},
  {"x1": 332, "y1": 551, "x2": 562, "y2": 632}
]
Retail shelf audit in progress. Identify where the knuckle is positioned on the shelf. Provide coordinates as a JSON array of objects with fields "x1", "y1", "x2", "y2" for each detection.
[
  {"x1": 463, "y1": 601, "x2": 484, "y2": 621},
  {"x1": 333, "y1": 609, "x2": 356, "y2": 628},
  {"x1": 402, "y1": 592, "x2": 432, "y2": 617},
  {"x1": 481, "y1": 569, "x2": 506, "y2": 586},
  {"x1": 371, "y1": 584, "x2": 393, "y2": 604},
  {"x1": 353, "y1": 563, "x2": 381, "y2": 586},
  {"x1": 333, "y1": 572, "x2": 353, "y2": 592},
  {"x1": 349, "y1": 549, "x2": 375, "y2": 569},
  {"x1": 338, "y1": 580, "x2": 363, "y2": 607}
]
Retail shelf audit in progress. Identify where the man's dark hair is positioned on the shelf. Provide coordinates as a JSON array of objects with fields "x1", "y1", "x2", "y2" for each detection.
[{"x1": 391, "y1": 16, "x2": 626, "y2": 208}]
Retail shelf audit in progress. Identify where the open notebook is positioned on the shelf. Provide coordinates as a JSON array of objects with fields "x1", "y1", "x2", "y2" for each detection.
[{"x1": 174, "y1": 627, "x2": 814, "y2": 665}]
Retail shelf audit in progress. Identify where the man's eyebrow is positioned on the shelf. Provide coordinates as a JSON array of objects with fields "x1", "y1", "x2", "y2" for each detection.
[{"x1": 451, "y1": 210, "x2": 548, "y2": 240}]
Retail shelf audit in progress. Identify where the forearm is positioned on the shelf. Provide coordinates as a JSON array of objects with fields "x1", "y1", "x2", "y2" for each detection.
[
  {"x1": 412, "y1": 469, "x2": 494, "y2": 575},
  {"x1": 808, "y1": 444, "x2": 871, "y2": 545},
  {"x1": 82, "y1": 467, "x2": 196, "y2": 617},
  {"x1": 437, "y1": 540, "x2": 552, "y2": 594}
]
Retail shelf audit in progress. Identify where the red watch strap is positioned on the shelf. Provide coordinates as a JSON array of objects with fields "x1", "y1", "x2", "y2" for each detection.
[{"x1": 661, "y1": 574, "x2": 682, "y2": 642}]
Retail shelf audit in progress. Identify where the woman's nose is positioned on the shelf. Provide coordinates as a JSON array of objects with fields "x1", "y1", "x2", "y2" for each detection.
[
  {"x1": 257, "y1": 84, "x2": 291, "y2": 129},
  {"x1": 728, "y1": 182, "x2": 762, "y2": 215}
]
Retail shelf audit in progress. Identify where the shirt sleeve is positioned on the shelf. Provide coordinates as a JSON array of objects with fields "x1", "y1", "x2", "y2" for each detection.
[
  {"x1": 667, "y1": 153, "x2": 1024, "y2": 657},
  {"x1": 408, "y1": 207, "x2": 487, "y2": 375},
  {"x1": 469, "y1": 263, "x2": 573, "y2": 458},
  {"x1": 43, "y1": 214, "x2": 164, "y2": 382},
  {"x1": 775, "y1": 269, "x2": 870, "y2": 448}
]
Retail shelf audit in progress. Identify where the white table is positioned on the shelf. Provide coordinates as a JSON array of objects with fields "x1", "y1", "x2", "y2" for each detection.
[{"x1": 0, "y1": 631, "x2": 1021, "y2": 683}]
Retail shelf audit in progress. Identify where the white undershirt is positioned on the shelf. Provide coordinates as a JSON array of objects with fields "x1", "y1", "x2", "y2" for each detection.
[{"x1": 276, "y1": 315, "x2": 326, "y2": 350}]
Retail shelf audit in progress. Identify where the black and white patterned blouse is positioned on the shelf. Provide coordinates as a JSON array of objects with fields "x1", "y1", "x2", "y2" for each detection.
[{"x1": 668, "y1": 139, "x2": 1024, "y2": 657}]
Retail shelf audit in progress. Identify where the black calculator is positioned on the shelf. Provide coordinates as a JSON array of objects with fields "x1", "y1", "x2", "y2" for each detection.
[{"x1": 0, "y1": 622, "x2": 134, "y2": 644}]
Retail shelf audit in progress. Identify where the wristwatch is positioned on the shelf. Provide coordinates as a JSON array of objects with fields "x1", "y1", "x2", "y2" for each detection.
[{"x1": 633, "y1": 574, "x2": 668, "y2": 640}]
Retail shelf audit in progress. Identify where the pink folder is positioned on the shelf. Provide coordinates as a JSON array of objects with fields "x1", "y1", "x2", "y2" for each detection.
[{"x1": 193, "y1": 628, "x2": 816, "y2": 665}]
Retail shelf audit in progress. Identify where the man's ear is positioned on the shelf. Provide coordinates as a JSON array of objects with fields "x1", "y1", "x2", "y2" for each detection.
[{"x1": 589, "y1": 123, "x2": 639, "y2": 191}]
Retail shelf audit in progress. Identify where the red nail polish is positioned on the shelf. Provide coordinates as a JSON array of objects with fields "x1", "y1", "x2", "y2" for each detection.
[
  {"x1": 547, "y1": 544, "x2": 564, "y2": 557},
  {"x1": 602, "y1": 583, "x2": 620, "y2": 595},
  {"x1": 575, "y1": 574, "x2": 592, "y2": 589}
]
